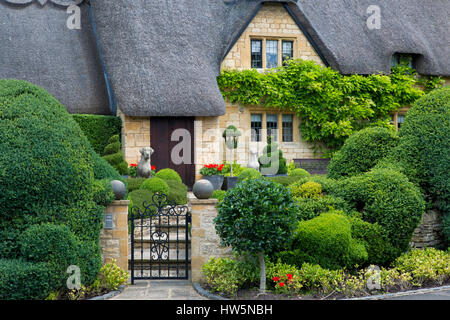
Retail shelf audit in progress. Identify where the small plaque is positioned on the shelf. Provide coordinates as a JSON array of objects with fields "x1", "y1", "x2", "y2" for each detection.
[{"x1": 104, "y1": 213, "x2": 115, "y2": 230}]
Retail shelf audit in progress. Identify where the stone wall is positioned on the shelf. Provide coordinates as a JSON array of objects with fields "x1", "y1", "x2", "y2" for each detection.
[
  {"x1": 411, "y1": 210, "x2": 444, "y2": 249},
  {"x1": 118, "y1": 109, "x2": 150, "y2": 165},
  {"x1": 190, "y1": 197, "x2": 233, "y2": 283},
  {"x1": 221, "y1": 2, "x2": 324, "y2": 70},
  {"x1": 99, "y1": 200, "x2": 130, "y2": 272}
]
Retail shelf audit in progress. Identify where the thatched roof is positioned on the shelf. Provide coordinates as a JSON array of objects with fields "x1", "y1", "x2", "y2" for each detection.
[{"x1": 0, "y1": 1, "x2": 110, "y2": 114}]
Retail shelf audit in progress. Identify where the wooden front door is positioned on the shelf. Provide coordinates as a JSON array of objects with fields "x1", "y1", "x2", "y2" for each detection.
[{"x1": 150, "y1": 117, "x2": 195, "y2": 188}]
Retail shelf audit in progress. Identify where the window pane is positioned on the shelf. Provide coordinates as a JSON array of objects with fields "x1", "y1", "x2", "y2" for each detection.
[
  {"x1": 251, "y1": 114, "x2": 262, "y2": 142},
  {"x1": 282, "y1": 114, "x2": 293, "y2": 142},
  {"x1": 282, "y1": 41, "x2": 293, "y2": 63},
  {"x1": 266, "y1": 114, "x2": 278, "y2": 141},
  {"x1": 251, "y1": 40, "x2": 263, "y2": 69},
  {"x1": 266, "y1": 40, "x2": 278, "y2": 69},
  {"x1": 397, "y1": 114, "x2": 405, "y2": 129}
]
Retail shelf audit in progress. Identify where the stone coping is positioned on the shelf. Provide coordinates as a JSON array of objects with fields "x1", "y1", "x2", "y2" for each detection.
[
  {"x1": 344, "y1": 285, "x2": 450, "y2": 300},
  {"x1": 192, "y1": 282, "x2": 229, "y2": 301},
  {"x1": 189, "y1": 197, "x2": 219, "y2": 205},
  {"x1": 108, "y1": 200, "x2": 130, "y2": 206},
  {"x1": 88, "y1": 285, "x2": 127, "y2": 300}
]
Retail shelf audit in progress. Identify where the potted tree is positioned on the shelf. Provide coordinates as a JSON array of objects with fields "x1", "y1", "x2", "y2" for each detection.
[
  {"x1": 222, "y1": 125, "x2": 242, "y2": 190},
  {"x1": 200, "y1": 163, "x2": 224, "y2": 190}
]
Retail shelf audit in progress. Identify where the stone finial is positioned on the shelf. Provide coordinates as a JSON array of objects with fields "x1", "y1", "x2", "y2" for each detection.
[{"x1": 137, "y1": 147, "x2": 154, "y2": 178}]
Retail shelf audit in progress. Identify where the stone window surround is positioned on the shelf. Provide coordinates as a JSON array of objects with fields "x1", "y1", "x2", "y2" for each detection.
[
  {"x1": 250, "y1": 36, "x2": 298, "y2": 70},
  {"x1": 249, "y1": 109, "x2": 299, "y2": 144},
  {"x1": 390, "y1": 107, "x2": 409, "y2": 131}
]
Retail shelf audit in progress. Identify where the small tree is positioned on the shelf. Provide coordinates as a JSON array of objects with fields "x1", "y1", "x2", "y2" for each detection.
[
  {"x1": 222, "y1": 125, "x2": 241, "y2": 177},
  {"x1": 258, "y1": 136, "x2": 287, "y2": 175},
  {"x1": 214, "y1": 179, "x2": 298, "y2": 294}
]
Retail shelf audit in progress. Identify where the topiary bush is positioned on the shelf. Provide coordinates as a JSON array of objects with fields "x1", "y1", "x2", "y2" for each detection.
[
  {"x1": 165, "y1": 179, "x2": 188, "y2": 205},
  {"x1": 0, "y1": 79, "x2": 110, "y2": 298},
  {"x1": 329, "y1": 168, "x2": 425, "y2": 262},
  {"x1": 289, "y1": 168, "x2": 310, "y2": 178},
  {"x1": 290, "y1": 181, "x2": 322, "y2": 199},
  {"x1": 212, "y1": 190, "x2": 227, "y2": 204},
  {"x1": 140, "y1": 177, "x2": 170, "y2": 195},
  {"x1": 387, "y1": 87, "x2": 450, "y2": 245},
  {"x1": 237, "y1": 168, "x2": 262, "y2": 183},
  {"x1": 295, "y1": 175, "x2": 338, "y2": 195},
  {"x1": 215, "y1": 178, "x2": 298, "y2": 293},
  {"x1": 155, "y1": 168, "x2": 182, "y2": 183},
  {"x1": 126, "y1": 177, "x2": 146, "y2": 193},
  {"x1": 128, "y1": 189, "x2": 155, "y2": 214},
  {"x1": 72, "y1": 114, "x2": 122, "y2": 155},
  {"x1": 102, "y1": 134, "x2": 128, "y2": 175},
  {"x1": 277, "y1": 211, "x2": 368, "y2": 270},
  {"x1": 295, "y1": 195, "x2": 349, "y2": 222},
  {"x1": 258, "y1": 136, "x2": 287, "y2": 175},
  {"x1": 327, "y1": 127, "x2": 399, "y2": 179},
  {"x1": 265, "y1": 175, "x2": 303, "y2": 186}
]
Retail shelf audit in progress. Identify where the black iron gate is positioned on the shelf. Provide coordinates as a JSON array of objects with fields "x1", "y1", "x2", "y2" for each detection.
[{"x1": 129, "y1": 193, "x2": 190, "y2": 283}]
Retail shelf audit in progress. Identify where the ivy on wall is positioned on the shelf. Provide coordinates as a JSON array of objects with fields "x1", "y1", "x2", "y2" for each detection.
[{"x1": 217, "y1": 59, "x2": 430, "y2": 155}]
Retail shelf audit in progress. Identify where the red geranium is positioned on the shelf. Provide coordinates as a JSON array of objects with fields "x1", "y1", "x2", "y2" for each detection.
[
  {"x1": 130, "y1": 163, "x2": 138, "y2": 167},
  {"x1": 151, "y1": 165, "x2": 156, "y2": 170}
]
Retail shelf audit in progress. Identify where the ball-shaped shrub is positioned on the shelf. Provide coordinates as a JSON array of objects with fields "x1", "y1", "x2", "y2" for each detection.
[
  {"x1": 237, "y1": 168, "x2": 262, "y2": 183},
  {"x1": 388, "y1": 87, "x2": 450, "y2": 244},
  {"x1": 290, "y1": 181, "x2": 322, "y2": 199},
  {"x1": 215, "y1": 178, "x2": 298, "y2": 292},
  {"x1": 165, "y1": 179, "x2": 188, "y2": 205},
  {"x1": 140, "y1": 177, "x2": 170, "y2": 195},
  {"x1": 279, "y1": 211, "x2": 368, "y2": 270},
  {"x1": 155, "y1": 168, "x2": 182, "y2": 183},
  {"x1": 330, "y1": 168, "x2": 425, "y2": 262},
  {"x1": 128, "y1": 189, "x2": 154, "y2": 215},
  {"x1": 295, "y1": 195, "x2": 348, "y2": 221},
  {"x1": 295, "y1": 175, "x2": 338, "y2": 195},
  {"x1": 289, "y1": 168, "x2": 310, "y2": 178},
  {"x1": 327, "y1": 127, "x2": 399, "y2": 179}
]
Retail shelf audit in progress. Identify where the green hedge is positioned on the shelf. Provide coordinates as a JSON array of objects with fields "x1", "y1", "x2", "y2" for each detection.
[
  {"x1": 327, "y1": 127, "x2": 399, "y2": 179},
  {"x1": 140, "y1": 177, "x2": 170, "y2": 195},
  {"x1": 72, "y1": 114, "x2": 122, "y2": 154},
  {"x1": 155, "y1": 168, "x2": 182, "y2": 183},
  {"x1": 237, "y1": 168, "x2": 262, "y2": 183},
  {"x1": 329, "y1": 168, "x2": 425, "y2": 262}
]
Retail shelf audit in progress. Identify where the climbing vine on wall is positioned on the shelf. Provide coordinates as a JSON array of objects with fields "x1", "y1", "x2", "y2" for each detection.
[{"x1": 217, "y1": 59, "x2": 427, "y2": 155}]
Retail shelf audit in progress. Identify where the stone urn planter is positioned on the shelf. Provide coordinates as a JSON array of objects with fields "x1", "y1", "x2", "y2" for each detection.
[
  {"x1": 222, "y1": 176, "x2": 239, "y2": 191},
  {"x1": 202, "y1": 175, "x2": 224, "y2": 191}
]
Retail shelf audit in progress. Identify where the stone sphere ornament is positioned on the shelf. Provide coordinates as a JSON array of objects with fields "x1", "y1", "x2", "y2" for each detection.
[
  {"x1": 110, "y1": 180, "x2": 126, "y2": 200},
  {"x1": 193, "y1": 179, "x2": 214, "y2": 199}
]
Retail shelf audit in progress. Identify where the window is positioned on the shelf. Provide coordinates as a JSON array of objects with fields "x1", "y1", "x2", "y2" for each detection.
[
  {"x1": 282, "y1": 114, "x2": 293, "y2": 142},
  {"x1": 251, "y1": 114, "x2": 263, "y2": 142},
  {"x1": 282, "y1": 41, "x2": 293, "y2": 63},
  {"x1": 266, "y1": 114, "x2": 278, "y2": 141},
  {"x1": 266, "y1": 40, "x2": 278, "y2": 69},
  {"x1": 391, "y1": 53, "x2": 416, "y2": 69},
  {"x1": 251, "y1": 40, "x2": 263, "y2": 69},
  {"x1": 397, "y1": 114, "x2": 405, "y2": 130}
]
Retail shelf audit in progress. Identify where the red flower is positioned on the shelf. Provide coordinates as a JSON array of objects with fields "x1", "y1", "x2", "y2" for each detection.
[
  {"x1": 151, "y1": 165, "x2": 156, "y2": 170},
  {"x1": 130, "y1": 163, "x2": 138, "y2": 167},
  {"x1": 287, "y1": 274, "x2": 293, "y2": 280},
  {"x1": 272, "y1": 276, "x2": 280, "y2": 282},
  {"x1": 278, "y1": 282, "x2": 285, "y2": 287}
]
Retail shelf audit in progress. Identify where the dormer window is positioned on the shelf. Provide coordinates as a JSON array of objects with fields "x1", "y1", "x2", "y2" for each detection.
[
  {"x1": 251, "y1": 38, "x2": 296, "y2": 70},
  {"x1": 391, "y1": 53, "x2": 416, "y2": 69}
]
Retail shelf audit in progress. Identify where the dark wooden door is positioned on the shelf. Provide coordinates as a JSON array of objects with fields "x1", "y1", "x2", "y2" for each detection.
[{"x1": 150, "y1": 117, "x2": 195, "y2": 188}]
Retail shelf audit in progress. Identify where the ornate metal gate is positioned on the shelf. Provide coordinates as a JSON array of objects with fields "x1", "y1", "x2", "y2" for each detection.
[{"x1": 129, "y1": 194, "x2": 190, "y2": 283}]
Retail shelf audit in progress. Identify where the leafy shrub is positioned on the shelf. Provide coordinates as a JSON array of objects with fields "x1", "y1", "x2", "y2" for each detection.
[
  {"x1": 237, "y1": 168, "x2": 262, "y2": 183},
  {"x1": 91, "y1": 150, "x2": 123, "y2": 182},
  {"x1": 258, "y1": 136, "x2": 287, "y2": 175},
  {"x1": 140, "y1": 177, "x2": 170, "y2": 195},
  {"x1": 126, "y1": 178, "x2": 146, "y2": 193},
  {"x1": 215, "y1": 178, "x2": 298, "y2": 292},
  {"x1": 92, "y1": 179, "x2": 115, "y2": 207},
  {"x1": 388, "y1": 87, "x2": 450, "y2": 244},
  {"x1": 267, "y1": 262, "x2": 302, "y2": 295},
  {"x1": 212, "y1": 190, "x2": 227, "y2": 203},
  {"x1": 279, "y1": 211, "x2": 368, "y2": 270},
  {"x1": 155, "y1": 168, "x2": 182, "y2": 183},
  {"x1": 221, "y1": 162, "x2": 247, "y2": 177},
  {"x1": 328, "y1": 127, "x2": 399, "y2": 179},
  {"x1": 295, "y1": 195, "x2": 348, "y2": 221},
  {"x1": 91, "y1": 259, "x2": 129, "y2": 292},
  {"x1": 102, "y1": 134, "x2": 128, "y2": 175},
  {"x1": 0, "y1": 80, "x2": 106, "y2": 298},
  {"x1": 72, "y1": 114, "x2": 122, "y2": 154},
  {"x1": 165, "y1": 179, "x2": 188, "y2": 205},
  {"x1": 290, "y1": 181, "x2": 322, "y2": 199},
  {"x1": 128, "y1": 189, "x2": 154, "y2": 214},
  {"x1": 289, "y1": 168, "x2": 310, "y2": 178},
  {"x1": 393, "y1": 248, "x2": 450, "y2": 286},
  {"x1": 330, "y1": 168, "x2": 425, "y2": 262},
  {"x1": 202, "y1": 256, "x2": 259, "y2": 296},
  {"x1": 265, "y1": 176, "x2": 303, "y2": 186},
  {"x1": 0, "y1": 259, "x2": 57, "y2": 300},
  {"x1": 295, "y1": 175, "x2": 338, "y2": 194}
]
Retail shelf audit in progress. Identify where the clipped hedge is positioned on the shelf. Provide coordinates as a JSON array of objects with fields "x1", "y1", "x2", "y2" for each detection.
[
  {"x1": 328, "y1": 127, "x2": 399, "y2": 179},
  {"x1": 72, "y1": 114, "x2": 122, "y2": 154},
  {"x1": 330, "y1": 168, "x2": 425, "y2": 262},
  {"x1": 102, "y1": 135, "x2": 128, "y2": 175},
  {"x1": 289, "y1": 168, "x2": 310, "y2": 178},
  {"x1": 155, "y1": 168, "x2": 182, "y2": 183},
  {"x1": 140, "y1": 177, "x2": 170, "y2": 195},
  {"x1": 165, "y1": 179, "x2": 188, "y2": 205},
  {"x1": 295, "y1": 195, "x2": 348, "y2": 222},
  {"x1": 279, "y1": 211, "x2": 368, "y2": 270},
  {"x1": 237, "y1": 168, "x2": 262, "y2": 183}
]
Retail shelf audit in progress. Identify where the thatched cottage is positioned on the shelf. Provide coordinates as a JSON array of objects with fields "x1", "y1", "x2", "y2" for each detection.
[{"x1": 1, "y1": 0, "x2": 449, "y2": 186}]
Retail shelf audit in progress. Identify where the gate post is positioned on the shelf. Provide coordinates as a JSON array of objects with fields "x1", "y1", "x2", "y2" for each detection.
[
  {"x1": 190, "y1": 198, "x2": 233, "y2": 283},
  {"x1": 99, "y1": 200, "x2": 130, "y2": 272}
]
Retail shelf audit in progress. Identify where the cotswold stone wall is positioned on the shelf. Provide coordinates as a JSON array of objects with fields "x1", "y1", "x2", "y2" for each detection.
[
  {"x1": 118, "y1": 109, "x2": 151, "y2": 165},
  {"x1": 99, "y1": 200, "x2": 130, "y2": 272},
  {"x1": 190, "y1": 197, "x2": 233, "y2": 283},
  {"x1": 411, "y1": 210, "x2": 444, "y2": 249}
]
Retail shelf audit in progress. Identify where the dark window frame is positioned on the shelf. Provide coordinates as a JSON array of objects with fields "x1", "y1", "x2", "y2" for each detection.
[
  {"x1": 282, "y1": 114, "x2": 294, "y2": 142},
  {"x1": 282, "y1": 40, "x2": 294, "y2": 64},
  {"x1": 251, "y1": 113, "x2": 263, "y2": 142},
  {"x1": 251, "y1": 39, "x2": 263, "y2": 69},
  {"x1": 266, "y1": 114, "x2": 279, "y2": 141}
]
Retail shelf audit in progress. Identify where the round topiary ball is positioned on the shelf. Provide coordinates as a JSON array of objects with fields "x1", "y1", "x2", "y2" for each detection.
[
  {"x1": 140, "y1": 177, "x2": 170, "y2": 195},
  {"x1": 289, "y1": 168, "x2": 310, "y2": 178},
  {"x1": 155, "y1": 168, "x2": 182, "y2": 183},
  {"x1": 237, "y1": 168, "x2": 262, "y2": 183},
  {"x1": 327, "y1": 127, "x2": 399, "y2": 179},
  {"x1": 290, "y1": 181, "x2": 322, "y2": 199}
]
